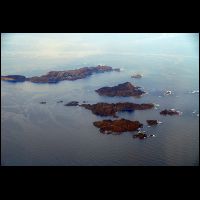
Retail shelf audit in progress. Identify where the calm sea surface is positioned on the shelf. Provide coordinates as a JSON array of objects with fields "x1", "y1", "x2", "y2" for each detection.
[{"x1": 1, "y1": 54, "x2": 199, "y2": 166}]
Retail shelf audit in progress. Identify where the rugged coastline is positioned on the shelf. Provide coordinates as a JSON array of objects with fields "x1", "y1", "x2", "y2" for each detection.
[
  {"x1": 1, "y1": 65, "x2": 120, "y2": 83},
  {"x1": 80, "y1": 102, "x2": 154, "y2": 117}
]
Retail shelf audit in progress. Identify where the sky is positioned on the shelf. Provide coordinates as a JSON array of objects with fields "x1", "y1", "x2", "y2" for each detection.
[{"x1": 1, "y1": 33, "x2": 199, "y2": 75}]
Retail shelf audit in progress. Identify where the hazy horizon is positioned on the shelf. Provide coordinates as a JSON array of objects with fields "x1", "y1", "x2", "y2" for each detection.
[{"x1": 1, "y1": 33, "x2": 199, "y2": 75}]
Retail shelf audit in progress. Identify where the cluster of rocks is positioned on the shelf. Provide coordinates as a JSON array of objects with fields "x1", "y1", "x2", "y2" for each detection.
[
  {"x1": 37, "y1": 74, "x2": 182, "y2": 139},
  {"x1": 2, "y1": 65, "x2": 184, "y2": 140},
  {"x1": 133, "y1": 131, "x2": 156, "y2": 139}
]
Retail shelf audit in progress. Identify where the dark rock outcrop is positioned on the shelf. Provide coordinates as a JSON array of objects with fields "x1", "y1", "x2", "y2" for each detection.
[
  {"x1": 93, "y1": 118, "x2": 143, "y2": 133},
  {"x1": 113, "y1": 68, "x2": 121, "y2": 72},
  {"x1": 64, "y1": 101, "x2": 79, "y2": 106},
  {"x1": 28, "y1": 65, "x2": 120, "y2": 83},
  {"x1": 1, "y1": 75, "x2": 26, "y2": 82},
  {"x1": 95, "y1": 82, "x2": 145, "y2": 97},
  {"x1": 80, "y1": 102, "x2": 154, "y2": 117},
  {"x1": 133, "y1": 131, "x2": 147, "y2": 139},
  {"x1": 40, "y1": 101, "x2": 46, "y2": 104},
  {"x1": 160, "y1": 109, "x2": 181, "y2": 116},
  {"x1": 146, "y1": 120, "x2": 159, "y2": 125}
]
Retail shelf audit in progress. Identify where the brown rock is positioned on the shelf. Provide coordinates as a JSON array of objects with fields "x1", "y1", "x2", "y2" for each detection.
[
  {"x1": 160, "y1": 109, "x2": 181, "y2": 116},
  {"x1": 95, "y1": 82, "x2": 145, "y2": 97},
  {"x1": 146, "y1": 120, "x2": 159, "y2": 125},
  {"x1": 93, "y1": 118, "x2": 143, "y2": 133},
  {"x1": 80, "y1": 102, "x2": 154, "y2": 117}
]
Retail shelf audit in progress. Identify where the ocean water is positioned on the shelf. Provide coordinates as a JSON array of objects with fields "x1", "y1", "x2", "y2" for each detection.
[{"x1": 1, "y1": 53, "x2": 199, "y2": 166}]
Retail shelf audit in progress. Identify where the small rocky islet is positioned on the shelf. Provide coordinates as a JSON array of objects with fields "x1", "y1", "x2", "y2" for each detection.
[
  {"x1": 95, "y1": 82, "x2": 145, "y2": 97},
  {"x1": 131, "y1": 73, "x2": 143, "y2": 79},
  {"x1": 2, "y1": 65, "x2": 184, "y2": 140},
  {"x1": 160, "y1": 109, "x2": 182, "y2": 116},
  {"x1": 64, "y1": 101, "x2": 79, "y2": 106},
  {"x1": 133, "y1": 131, "x2": 147, "y2": 139},
  {"x1": 146, "y1": 120, "x2": 159, "y2": 126},
  {"x1": 80, "y1": 102, "x2": 154, "y2": 117}
]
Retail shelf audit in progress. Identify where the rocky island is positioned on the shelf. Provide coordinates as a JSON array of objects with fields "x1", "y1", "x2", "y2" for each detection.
[
  {"x1": 64, "y1": 101, "x2": 79, "y2": 106},
  {"x1": 95, "y1": 82, "x2": 145, "y2": 97},
  {"x1": 131, "y1": 73, "x2": 143, "y2": 78},
  {"x1": 1, "y1": 65, "x2": 120, "y2": 83},
  {"x1": 93, "y1": 118, "x2": 143, "y2": 134},
  {"x1": 80, "y1": 102, "x2": 154, "y2": 117},
  {"x1": 160, "y1": 109, "x2": 182, "y2": 116}
]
